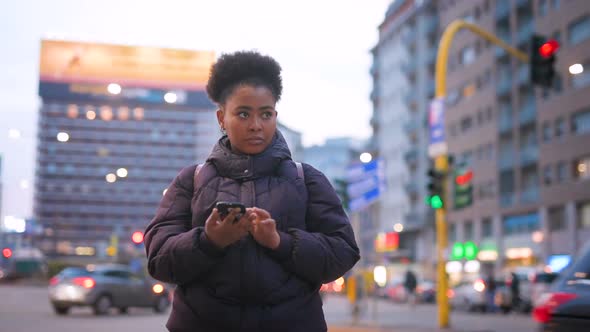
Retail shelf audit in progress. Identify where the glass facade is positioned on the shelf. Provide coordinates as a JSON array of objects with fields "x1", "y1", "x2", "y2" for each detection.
[{"x1": 35, "y1": 97, "x2": 218, "y2": 256}]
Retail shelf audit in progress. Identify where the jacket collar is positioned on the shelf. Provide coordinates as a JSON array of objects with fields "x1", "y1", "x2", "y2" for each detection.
[{"x1": 207, "y1": 130, "x2": 292, "y2": 180}]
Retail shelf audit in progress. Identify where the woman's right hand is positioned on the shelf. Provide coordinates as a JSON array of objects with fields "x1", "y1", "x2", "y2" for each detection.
[{"x1": 204, "y1": 208, "x2": 254, "y2": 249}]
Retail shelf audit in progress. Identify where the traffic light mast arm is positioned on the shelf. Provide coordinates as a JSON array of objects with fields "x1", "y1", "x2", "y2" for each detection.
[
  {"x1": 435, "y1": 20, "x2": 529, "y2": 99},
  {"x1": 431, "y1": 19, "x2": 530, "y2": 329}
]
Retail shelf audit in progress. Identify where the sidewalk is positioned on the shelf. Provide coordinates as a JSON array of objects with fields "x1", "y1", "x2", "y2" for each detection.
[{"x1": 329, "y1": 324, "x2": 461, "y2": 332}]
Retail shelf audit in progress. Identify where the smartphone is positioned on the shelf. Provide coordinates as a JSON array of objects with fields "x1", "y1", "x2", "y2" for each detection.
[{"x1": 215, "y1": 201, "x2": 246, "y2": 223}]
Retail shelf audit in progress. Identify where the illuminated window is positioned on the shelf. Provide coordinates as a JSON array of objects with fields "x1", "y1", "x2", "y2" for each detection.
[
  {"x1": 100, "y1": 106, "x2": 113, "y2": 121},
  {"x1": 575, "y1": 156, "x2": 590, "y2": 180},
  {"x1": 118, "y1": 107, "x2": 130, "y2": 121},
  {"x1": 133, "y1": 107, "x2": 144, "y2": 120},
  {"x1": 67, "y1": 104, "x2": 79, "y2": 119},
  {"x1": 578, "y1": 202, "x2": 590, "y2": 228}
]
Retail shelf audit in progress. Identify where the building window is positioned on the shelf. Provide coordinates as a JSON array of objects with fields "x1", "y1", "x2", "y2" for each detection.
[
  {"x1": 464, "y1": 221, "x2": 474, "y2": 240},
  {"x1": 542, "y1": 122, "x2": 552, "y2": 142},
  {"x1": 552, "y1": 30, "x2": 561, "y2": 45},
  {"x1": 543, "y1": 165, "x2": 553, "y2": 185},
  {"x1": 555, "y1": 117, "x2": 566, "y2": 138},
  {"x1": 579, "y1": 202, "x2": 590, "y2": 228},
  {"x1": 503, "y1": 213, "x2": 540, "y2": 235},
  {"x1": 572, "y1": 109, "x2": 590, "y2": 135},
  {"x1": 569, "y1": 15, "x2": 590, "y2": 45},
  {"x1": 550, "y1": 0, "x2": 559, "y2": 10},
  {"x1": 574, "y1": 156, "x2": 590, "y2": 180},
  {"x1": 461, "y1": 46, "x2": 476, "y2": 65},
  {"x1": 477, "y1": 110, "x2": 484, "y2": 125},
  {"x1": 557, "y1": 161, "x2": 568, "y2": 182},
  {"x1": 487, "y1": 143, "x2": 494, "y2": 160},
  {"x1": 477, "y1": 145, "x2": 485, "y2": 160},
  {"x1": 572, "y1": 62, "x2": 590, "y2": 89},
  {"x1": 486, "y1": 107, "x2": 493, "y2": 121},
  {"x1": 449, "y1": 223, "x2": 457, "y2": 242},
  {"x1": 538, "y1": 0, "x2": 548, "y2": 16},
  {"x1": 461, "y1": 116, "x2": 473, "y2": 132},
  {"x1": 549, "y1": 206, "x2": 566, "y2": 231},
  {"x1": 482, "y1": 218, "x2": 493, "y2": 238}
]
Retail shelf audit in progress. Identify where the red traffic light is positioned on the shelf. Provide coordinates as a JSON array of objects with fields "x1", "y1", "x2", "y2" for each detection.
[
  {"x1": 538, "y1": 39, "x2": 559, "y2": 58},
  {"x1": 2, "y1": 248, "x2": 12, "y2": 258},
  {"x1": 455, "y1": 170, "x2": 473, "y2": 186},
  {"x1": 131, "y1": 231, "x2": 144, "y2": 244}
]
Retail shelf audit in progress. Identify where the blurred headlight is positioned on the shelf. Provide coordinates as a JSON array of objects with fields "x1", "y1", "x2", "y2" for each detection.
[{"x1": 152, "y1": 284, "x2": 164, "y2": 294}]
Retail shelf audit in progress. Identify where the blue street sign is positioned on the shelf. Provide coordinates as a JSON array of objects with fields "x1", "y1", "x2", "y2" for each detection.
[
  {"x1": 428, "y1": 97, "x2": 448, "y2": 157},
  {"x1": 346, "y1": 158, "x2": 386, "y2": 212}
]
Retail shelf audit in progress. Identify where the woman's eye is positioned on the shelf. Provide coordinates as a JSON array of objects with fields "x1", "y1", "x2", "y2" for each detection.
[
  {"x1": 238, "y1": 112, "x2": 249, "y2": 119},
  {"x1": 262, "y1": 112, "x2": 273, "y2": 119}
]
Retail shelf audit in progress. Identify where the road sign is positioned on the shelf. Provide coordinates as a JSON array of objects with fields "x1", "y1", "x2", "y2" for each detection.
[
  {"x1": 346, "y1": 158, "x2": 386, "y2": 212},
  {"x1": 428, "y1": 98, "x2": 448, "y2": 158}
]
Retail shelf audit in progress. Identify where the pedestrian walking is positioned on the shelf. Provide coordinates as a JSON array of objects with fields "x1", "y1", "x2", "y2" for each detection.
[{"x1": 404, "y1": 269, "x2": 418, "y2": 308}]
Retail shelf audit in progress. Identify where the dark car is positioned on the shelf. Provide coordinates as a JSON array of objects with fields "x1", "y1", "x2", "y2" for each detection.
[
  {"x1": 48, "y1": 264, "x2": 170, "y2": 315},
  {"x1": 533, "y1": 243, "x2": 590, "y2": 331}
]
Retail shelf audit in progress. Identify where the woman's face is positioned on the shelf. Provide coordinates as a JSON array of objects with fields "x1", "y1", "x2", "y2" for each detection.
[{"x1": 217, "y1": 85, "x2": 277, "y2": 155}]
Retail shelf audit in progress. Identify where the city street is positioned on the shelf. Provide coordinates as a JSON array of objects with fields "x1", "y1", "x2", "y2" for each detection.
[{"x1": 0, "y1": 285, "x2": 536, "y2": 332}]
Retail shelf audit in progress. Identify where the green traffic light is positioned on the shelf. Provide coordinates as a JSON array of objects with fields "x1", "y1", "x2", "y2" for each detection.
[{"x1": 429, "y1": 195, "x2": 443, "y2": 209}]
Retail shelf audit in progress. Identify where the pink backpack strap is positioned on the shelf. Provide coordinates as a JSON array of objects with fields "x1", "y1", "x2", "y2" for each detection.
[
  {"x1": 193, "y1": 164, "x2": 203, "y2": 192},
  {"x1": 295, "y1": 162, "x2": 304, "y2": 180}
]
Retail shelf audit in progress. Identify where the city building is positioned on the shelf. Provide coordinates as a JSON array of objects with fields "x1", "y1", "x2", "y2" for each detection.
[
  {"x1": 303, "y1": 137, "x2": 379, "y2": 268},
  {"x1": 438, "y1": 0, "x2": 590, "y2": 276},
  {"x1": 371, "y1": 0, "x2": 439, "y2": 277},
  {"x1": 278, "y1": 123, "x2": 303, "y2": 162},
  {"x1": 33, "y1": 39, "x2": 219, "y2": 258}
]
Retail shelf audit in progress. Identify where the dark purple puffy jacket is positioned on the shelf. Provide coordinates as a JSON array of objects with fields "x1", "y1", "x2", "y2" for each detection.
[{"x1": 144, "y1": 131, "x2": 360, "y2": 332}]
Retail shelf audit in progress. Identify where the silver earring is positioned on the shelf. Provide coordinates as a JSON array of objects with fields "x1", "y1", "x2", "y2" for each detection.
[{"x1": 220, "y1": 127, "x2": 227, "y2": 135}]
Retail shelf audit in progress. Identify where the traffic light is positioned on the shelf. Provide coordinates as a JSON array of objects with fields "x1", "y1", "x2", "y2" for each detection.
[
  {"x1": 453, "y1": 163, "x2": 473, "y2": 209},
  {"x1": 333, "y1": 178, "x2": 350, "y2": 211},
  {"x1": 530, "y1": 34, "x2": 559, "y2": 88},
  {"x1": 426, "y1": 168, "x2": 445, "y2": 209},
  {"x1": 131, "y1": 231, "x2": 144, "y2": 245},
  {"x1": 2, "y1": 248, "x2": 12, "y2": 259}
]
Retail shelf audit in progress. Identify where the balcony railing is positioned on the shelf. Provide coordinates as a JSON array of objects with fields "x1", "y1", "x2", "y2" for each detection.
[
  {"x1": 496, "y1": 75, "x2": 512, "y2": 95},
  {"x1": 517, "y1": 65, "x2": 529, "y2": 86},
  {"x1": 500, "y1": 192, "x2": 515, "y2": 207},
  {"x1": 516, "y1": 20, "x2": 535, "y2": 44},
  {"x1": 499, "y1": 111, "x2": 513, "y2": 134},
  {"x1": 499, "y1": 151, "x2": 515, "y2": 170},
  {"x1": 519, "y1": 102, "x2": 536, "y2": 125},
  {"x1": 520, "y1": 187, "x2": 539, "y2": 204},
  {"x1": 520, "y1": 145, "x2": 539, "y2": 165},
  {"x1": 495, "y1": 1, "x2": 510, "y2": 20}
]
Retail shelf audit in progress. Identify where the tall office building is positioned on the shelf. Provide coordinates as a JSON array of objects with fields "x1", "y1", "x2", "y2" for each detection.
[
  {"x1": 34, "y1": 40, "x2": 218, "y2": 257},
  {"x1": 438, "y1": 0, "x2": 590, "y2": 275},
  {"x1": 371, "y1": 0, "x2": 439, "y2": 276}
]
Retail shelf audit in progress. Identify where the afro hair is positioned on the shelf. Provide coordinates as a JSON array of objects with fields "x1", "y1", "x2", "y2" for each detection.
[{"x1": 206, "y1": 51, "x2": 282, "y2": 105}]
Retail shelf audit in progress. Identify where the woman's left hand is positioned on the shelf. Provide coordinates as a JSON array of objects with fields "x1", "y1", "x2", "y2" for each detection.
[{"x1": 248, "y1": 207, "x2": 280, "y2": 250}]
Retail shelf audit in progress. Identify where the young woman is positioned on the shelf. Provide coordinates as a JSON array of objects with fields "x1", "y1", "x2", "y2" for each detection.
[{"x1": 144, "y1": 51, "x2": 360, "y2": 332}]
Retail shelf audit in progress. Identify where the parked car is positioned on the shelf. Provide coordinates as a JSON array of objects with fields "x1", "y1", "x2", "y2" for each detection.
[
  {"x1": 449, "y1": 277, "x2": 510, "y2": 313},
  {"x1": 533, "y1": 243, "x2": 590, "y2": 331},
  {"x1": 48, "y1": 264, "x2": 171, "y2": 315},
  {"x1": 530, "y1": 271, "x2": 559, "y2": 306},
  {"x1": 416, "y1": 280, "x2": 436, "y2": 303}
]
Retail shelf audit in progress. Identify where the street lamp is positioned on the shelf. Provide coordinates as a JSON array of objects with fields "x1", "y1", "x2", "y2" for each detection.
[
  {"x1": 569, "y1": 63, "x2": 584, "y2": 75},
  {"x1": 360, "y1": 152, "x2": 372, "y2": 163},
  {"x1": 107, "y1": 83, "x2": 122, "y2": 95},
  {"x1": 164, "y1": 92, "x2": 178, "y2": 104},
  {"x1": 393, "y1": 223, "x2": 404, "y2": 233}
]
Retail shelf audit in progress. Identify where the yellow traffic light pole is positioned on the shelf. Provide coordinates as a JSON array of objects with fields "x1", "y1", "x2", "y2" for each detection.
[{"x1": 434, "y1": 20, "x2": 529, "y2": 328}]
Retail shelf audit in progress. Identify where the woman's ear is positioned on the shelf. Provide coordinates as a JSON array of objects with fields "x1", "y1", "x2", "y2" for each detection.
[{"x1": 216, "y1": 109, "x2": 224, "y2": 129}]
